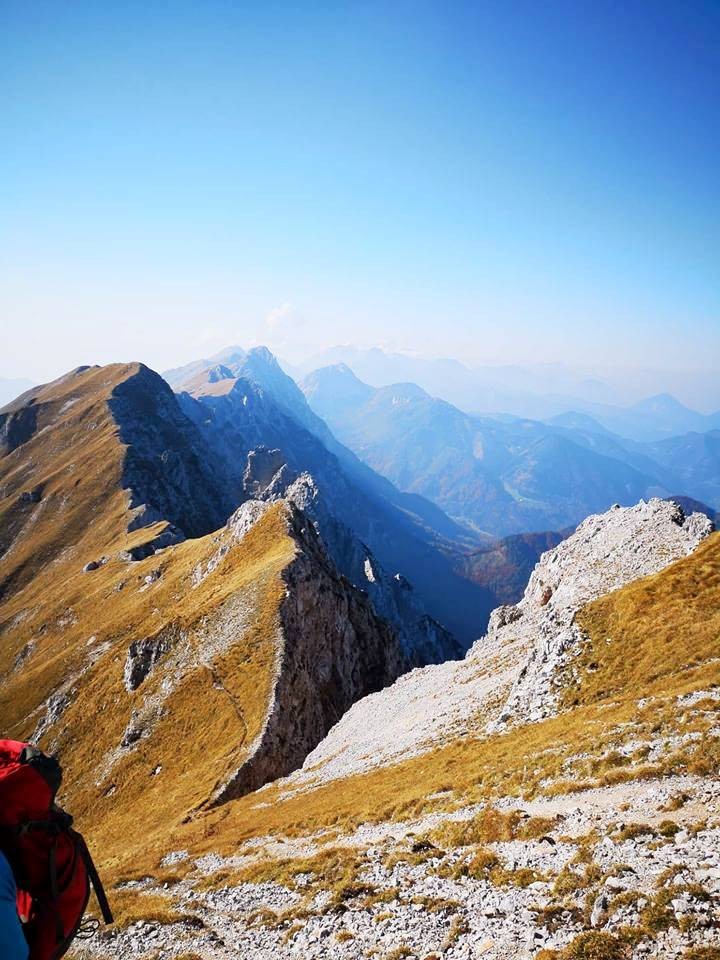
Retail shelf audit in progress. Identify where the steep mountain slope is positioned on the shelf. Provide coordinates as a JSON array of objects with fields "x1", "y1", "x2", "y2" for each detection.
[
  {"x1": 0, "y1": 362, "x2": 435, "y2": 871},
  {"x1": 301, "y1": 364, "x2": 669, "y2": 535},
  {"x1": 73, "y1": 500, "x2": 719, "y2": 960},
  {"x1": 170, "y1": 350, "x2": 493, "y2": 646},
  {"x1": 293, "y1": 499, "x2": 713, "y2": 784},
  {"x1": 0, "y1": 363, "x2": 230, "y2": 599}
]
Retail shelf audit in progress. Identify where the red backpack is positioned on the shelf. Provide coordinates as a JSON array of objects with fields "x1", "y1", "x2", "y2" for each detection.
[{"x1": 0, "y1": 740, "x2": 113, "y2": 960}]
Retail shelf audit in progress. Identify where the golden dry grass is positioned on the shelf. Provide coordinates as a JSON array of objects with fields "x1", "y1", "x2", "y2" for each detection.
[
  {"x1": 0, "y1": 363, "x2": 302, "y2": 884},
  {"x1": 114, "y1": 533, "x2": 719, "y2": 885},
  {"x1": 537, "y1": 931, "x2": 632, "y2": 959},
  {"x1": 428, "y1": 807, "x2": 556, "y2": 848},
  {"x1": 569, "y1": 532, "x2": 720, "y2": 706},
  {"x1": 57, "y1": 504, "x2": 295, "y2": 876}
]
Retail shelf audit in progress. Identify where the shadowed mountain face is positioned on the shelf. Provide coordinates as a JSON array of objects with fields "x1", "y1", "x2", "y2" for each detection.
[
  {"x1": 300, "y1": 365, "x2": 672, "y2": 536},
  {"x1": 0, "y1": 363, "x2": 231, "y2": 601},
  {"x1": 107, "y1": 365, "x2": 234, "y2": 537},
  {"x1": 171, "y1": 350, "x2": 493, "y2": 647}
]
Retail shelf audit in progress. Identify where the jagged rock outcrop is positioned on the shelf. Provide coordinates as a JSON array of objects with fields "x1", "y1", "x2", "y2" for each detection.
[
  {"x1": 489, "y1": 498, "x2": 713, "y2": 728},
  {"x1": 242, "y1": 446, "x2": 286, "y2": 497},
  {"x1": 208, "y1": 454, "x2": 460, "y2": 667},
  {"x1": 210, "y1": 502, "x2": 402, "y2": 803},
  {"x1": 291, "y1": 499, "x2": 713, "y2": 788},
  {"x1": 124, "y1": 632, "x2": 177, "y2": 692}
]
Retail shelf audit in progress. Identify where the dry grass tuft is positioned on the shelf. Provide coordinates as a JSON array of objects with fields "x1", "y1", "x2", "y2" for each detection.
[
  {"x1": 429, "y1": 807, "x2": 556, "y2": 849},
  {"x1": 537, "y1": 930, "x2": 632, "y2": 959}
]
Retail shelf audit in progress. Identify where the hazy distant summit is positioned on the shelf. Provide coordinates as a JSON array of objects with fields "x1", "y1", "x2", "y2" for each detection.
[{"x1": 298, "y1": 345, "x2": 720, "y2": 441}]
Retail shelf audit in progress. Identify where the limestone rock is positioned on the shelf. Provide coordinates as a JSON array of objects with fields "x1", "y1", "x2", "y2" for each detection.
[{"x1": 124, "y1": 631, "x2": 176, "y2": 692}]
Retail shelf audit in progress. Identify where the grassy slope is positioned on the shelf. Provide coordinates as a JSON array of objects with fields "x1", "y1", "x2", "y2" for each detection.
[
  {"x1": 571, "y1": 531, "x2": 720, "y2": 704},
  {"x1": 129, "y1": 532, "x2": 719, "y2": 882},
  {"x1": 0, "y1": 366, "x2": 299, "y2": 878}
]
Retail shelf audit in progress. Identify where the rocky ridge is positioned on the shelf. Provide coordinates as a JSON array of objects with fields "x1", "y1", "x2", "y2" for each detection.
[
  {"x1": 69, "y1": 497, "x2": 720, "y2": 960},
  {"x1": 0, "y1": 362, "x2": 450, "y2": 855},
  {"x1": 225, "y1": 454, "x2": 460, "y2": 666},
  {"x1": 206, "y1": 500, "x2": 403, "y2": 804},
  {"x1": 292, "y1": 499, "x2": 713, "y2": 789}
]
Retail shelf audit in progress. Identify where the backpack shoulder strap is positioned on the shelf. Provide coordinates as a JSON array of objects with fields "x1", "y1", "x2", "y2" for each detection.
[{"x1": 73, "y1": 833, "x2": 113, "y2": 925}]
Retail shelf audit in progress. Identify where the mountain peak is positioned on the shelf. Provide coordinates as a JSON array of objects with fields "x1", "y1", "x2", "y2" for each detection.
[
  {"x1": 301, "y1": 364, "x2": 376, "y2": 410},
  {"x1": 245, "y1": 344, "x2": 279, "y2": 367},
  {"x1": 631, "y1": 392, "x2": 690, "y2": 413}
]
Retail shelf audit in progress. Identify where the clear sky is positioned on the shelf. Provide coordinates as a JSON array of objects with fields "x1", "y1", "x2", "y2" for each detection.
[{"x1": 2, "y1": 1, "x2": 719, "y2": 391}]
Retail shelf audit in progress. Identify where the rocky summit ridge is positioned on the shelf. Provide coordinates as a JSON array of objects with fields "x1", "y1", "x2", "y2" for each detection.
[{"x1": 0, "y1": 362, "x2": 460, "y2": 857}]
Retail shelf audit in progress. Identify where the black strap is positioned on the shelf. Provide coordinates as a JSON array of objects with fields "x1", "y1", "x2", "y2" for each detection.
[
  {"x1": 48, "y1": 839, "x2": 65, "y2": 944},
  {"x1": 75, "y1": 835, "x2": 113, "y2": 925}
]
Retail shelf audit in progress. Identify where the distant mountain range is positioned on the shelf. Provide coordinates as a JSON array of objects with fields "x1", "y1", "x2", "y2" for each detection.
[
  {"x1": 301, "y1": 363, "x2": 720, "y2": 536},
  {"x1": 299, "y1": 346, "x2": 720, "y2": 441},
  {"x1": 4, "y1": 346, "x2": 718, "y2": 612},
  {"x1": 4, "y1": 356, "x2": 718, "y2": 960}
]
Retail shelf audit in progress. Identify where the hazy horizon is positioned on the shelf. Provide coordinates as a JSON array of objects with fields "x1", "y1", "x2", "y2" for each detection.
[{"x1": 3, "y1": 337, "x2": 720, "y2": 414}]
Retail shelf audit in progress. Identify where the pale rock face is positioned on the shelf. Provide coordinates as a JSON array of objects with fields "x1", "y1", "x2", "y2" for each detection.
[
  {"x1": 290, "y1": 499, "x2": 713, "y2": 789},
  {"x1": 209, "y1": 502, "x2": 402, "y2": 804},
  {"x1": 217, "y1": 459, "x2": 460, "y2": 667},
  {"x1": 489, "y1": 498, "x2": 713, "y2": 728}
]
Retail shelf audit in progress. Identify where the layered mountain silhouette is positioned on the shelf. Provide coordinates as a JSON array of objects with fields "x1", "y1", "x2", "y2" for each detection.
[
  {"x1": 302, "y1": 363, "x2": 720, "y2": 536},
  {"x1": 167, "y1": 347, "x2": 493, "y2": 644},
  {"x1": 300, "y1": 346, "x2": 720, "y2": 440}
]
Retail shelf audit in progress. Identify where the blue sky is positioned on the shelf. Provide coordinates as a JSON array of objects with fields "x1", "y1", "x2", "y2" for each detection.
[{"x1": 1, "y1": 1, "x2": 719, "y2": 392}]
